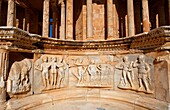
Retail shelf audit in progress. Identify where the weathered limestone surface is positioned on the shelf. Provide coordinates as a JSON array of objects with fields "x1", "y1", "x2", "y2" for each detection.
[
  {"x1": 0, "y1": 26, "x2": 169, "y2": 109},
  {"x1": 42, "y1": 0, "x2": 50, "y2": 37}
]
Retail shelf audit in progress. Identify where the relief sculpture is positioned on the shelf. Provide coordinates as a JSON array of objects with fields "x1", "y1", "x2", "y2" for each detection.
[
  {"x1": 115, "y1": 55, "x2": 153, "y2": 94},
  {"x1": 35, "y1": 55, "x2": 67, "y2": 91},
  {"x1": 7, "y1": 59, "x2": 32, "y2": 94},
  {"x1": 70, "y1": 56, "x2": 113, "y2": 87}
]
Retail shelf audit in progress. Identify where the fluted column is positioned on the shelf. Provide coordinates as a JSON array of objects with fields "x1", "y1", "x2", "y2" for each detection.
[
  {"x1": 87, "y1": 0, "x2": 93, "y2": 39},
  {"x1": 7, "y1": 0, "x2": 15, "y2": 26},
  {"x1": 60, "y1": 1, "x2": 65, "y2": 40},
  {"x1": 127, "y1": 0, "x2": 135, "y2": 36},
  {"x1": 107, "y1": 0, "x2": 113, "y2": 40},
  {"x1": 142, "y1": 0, "x2": 150, "y2": 32},
  {"x1": 0, "y1": 50, "x2": 9, "y2": 103},
  {"x1": 42, "y1": 0, "x2": 50, "y2": 37},
  {"x1": 66, "y1": 0, "x2": 73, "y2": 40}
]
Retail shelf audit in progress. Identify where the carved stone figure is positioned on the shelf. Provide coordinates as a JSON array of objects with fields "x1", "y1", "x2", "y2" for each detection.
[
  {"x1": 50, "y1": 57, "x2": 58, "y2": 88},
  {"x1": 98, "y1": 64, "x2": 111, "y2": 85},
  {"x1": 115, "y1": 56, "x2": 134, "y2": 89},
  {"x1": 88, "y1": 59, "x2": 99, "y2": 84},
  {"x1": 56, "y1": 57, "x2": 66, "y2": 88},
  {"x1": 133, "y1": 55, "x2": 153, "y2": 93},
  {"x1": 75, "y1": 58, "x2": 87, "y2": 85},
  {"x1": 7, "y1": 59, "x2": 32, "y2": 94},
  {"x1": 37, "y1": 56, "x2": 51, "y2": 89}
]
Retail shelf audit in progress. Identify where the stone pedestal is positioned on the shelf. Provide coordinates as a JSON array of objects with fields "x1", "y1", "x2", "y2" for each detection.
[
  {"x1": 0, "y1": 50, "x2": 9, "y2": 103},
  {"x1": 42, "y1": 0, "x2": 50, "y2": 37}
]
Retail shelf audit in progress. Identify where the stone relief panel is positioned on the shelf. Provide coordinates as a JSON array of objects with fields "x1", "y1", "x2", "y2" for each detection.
[
  {"x1": 115, "y1": 55, "x2": 154, "y2": 94},
  {"x1": 7, "y1": 59, "x2": 32, "y2": 94},
  {"x1": 67, "y1": 55, "x2": 114, "y2": 88},
  {"x1": 34, "y1": 54, "x2": 115, "y2": 92},
  {"x1": 34, "y1": 55, "x2": 68, "y2": 92}
]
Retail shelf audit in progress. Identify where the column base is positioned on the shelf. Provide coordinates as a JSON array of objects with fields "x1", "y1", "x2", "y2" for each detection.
[{"x1": 86, "y1": 37, "x2": 94, "y2": 41}]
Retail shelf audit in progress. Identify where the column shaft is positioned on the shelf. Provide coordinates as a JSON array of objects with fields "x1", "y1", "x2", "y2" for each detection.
[
  {"x1": 42, "y1": 0, "x2": 50, "y2": 37},
  {"x1": 127, "y1": 0, "x2": 135, "y2": 36},
  {"x1": 52, "y1": 10, "x2": 57, "y2": 38},
  {"x1": 87, "y1": 0, "x2": 93, "y2": 39},
  {"x1": 25, "y1": 9, "x2": 30, "y2": 32},
  {"x1": 66, "y1": 0, "x2": 73, "y2": 40},
  {"x1": 7, "y1": 0, "x2": 15, "y2": 26},
  {"x1": 169, "y1": 0, "x2": 170, "y2": 24},
  {"x1": 0, "y1": 0, "x2": 2, "y2": 25},
  {"x1": 60, "y1": 2, "x2": 66, "y2": 40},
  {"x1": 0, "y1": 50, "x2": 9, "y2": 103},
  {"x1": 107, "y1": 0, "x2": 113, "y2": 40},
  {"x1": 142, "y1": 0, "x2": 150, "y2": 32}
]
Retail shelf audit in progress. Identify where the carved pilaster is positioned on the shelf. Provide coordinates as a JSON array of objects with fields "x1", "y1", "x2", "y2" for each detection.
[{"x1": 0, "y1": 50, "x2": 9, "y2": 103}]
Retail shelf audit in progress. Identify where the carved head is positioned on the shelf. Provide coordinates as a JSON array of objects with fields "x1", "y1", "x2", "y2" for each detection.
[
  {"x1": 42, "y1": 56, "x2": 48, "y2": 62},
  {"x1": 138, "y1": 55, "x2": 145, "y2": 62},
  {"x1": 52, "y1": 57, "x2": 57, "y2": 62},
  {"x1": 122, "y1": 56, "x2": 128, "y2": 62}
]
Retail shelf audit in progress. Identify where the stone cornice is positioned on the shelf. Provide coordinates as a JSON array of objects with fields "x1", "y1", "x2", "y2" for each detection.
[{"x1": 0, "y1": 26, "x2": 170, "y2": 53}]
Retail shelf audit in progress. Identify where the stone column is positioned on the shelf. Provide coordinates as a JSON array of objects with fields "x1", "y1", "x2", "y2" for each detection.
[
  {"x1": 42, "y1": 0, "x2": 50, "y2": 37},
  {"x1": 113, "y1": 0, "x2": 119, "y2": 38},
  {"x1": 7, "y1": 0, "x2": 15, "y2": 26},
  {"x1": 52, "y1": 6, "x2": 58, "y2": 38},
  {"x1": 87, "y1": 0, "x2": 93, "y2": 39},
  {"x1": 60, "y1": 1, "x2": 66, "y2": 40},
  {"x1": 25, "y1": 9, "x2": 30, "y2": 32},
  {"x1": 0, "y1": 50, "x2": 9, "y2": 103},
  {"x1": 134, "y1": 0, "x2": 141, "y2": 34},
  {"x1": 158, "y1": 1, "x2": 165, "y2": 26},
  {"x1": 127, "y1": 0, "x2": 135, "y2": 36},
  {"x1": 107, "y1": 0, "x2": 113, "y2": 40},
  {"x1": 169, "y1": 0, "x2": 170, "y2": 24},
  {"x1": 0, "y1": 0, "x2": 2, "y2": 25},
  {"x1": 66, "y1": 0, "x2": 73, "y2": 40},
  {"x1": 142, "y1": 0, "x2": 150, "y2": 32}
]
